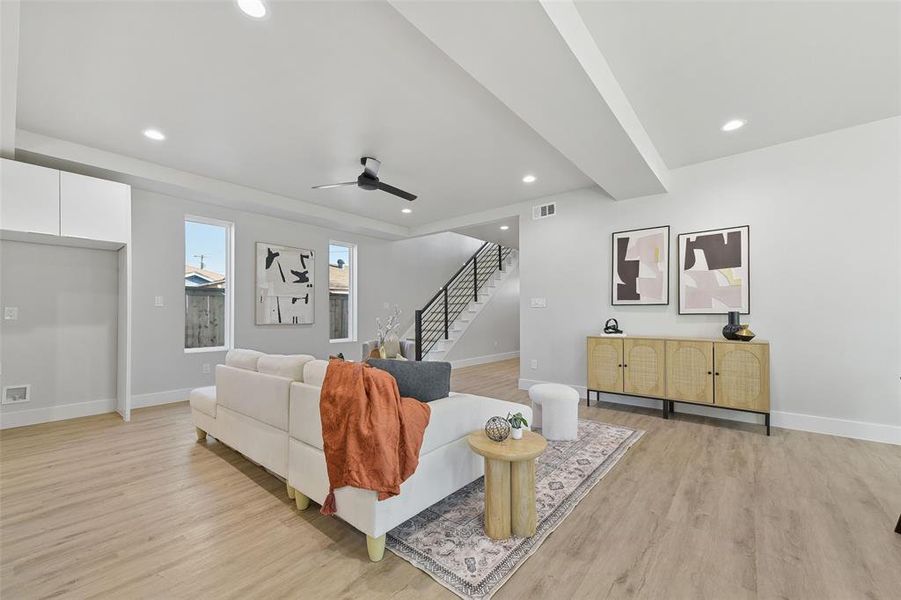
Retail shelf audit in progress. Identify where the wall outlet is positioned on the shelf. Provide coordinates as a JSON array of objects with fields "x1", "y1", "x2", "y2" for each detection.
[
  {"x1": 3, "y1": 307, "x2": 18, "y2": 320},
  {"x1": 202, "y1": 363, "x2": 211, "y2": 374},
  {"x1": 2, "y1": 384, "x2": 30, "y2": 405},
  {"x1": 530, "y1": 359, "x2": 538, "y2": 370},
  {"x1": 154, "y1": 296, "x2": 165, "y2": 307},
  {"x1": 530, "y1": 298, "x2": 547, "y2": 308}
]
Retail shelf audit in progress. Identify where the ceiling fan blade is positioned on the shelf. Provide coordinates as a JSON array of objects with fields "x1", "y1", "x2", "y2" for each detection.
[
  {"x1": 361, "y1": 156, "x2": 381, "y2": 178},
  {"x1": 311, "y1": 182, "x2": 357, "y2": 190},
  {"x1": 377, "y1": 181, "x2": 417, "y2": 201}
]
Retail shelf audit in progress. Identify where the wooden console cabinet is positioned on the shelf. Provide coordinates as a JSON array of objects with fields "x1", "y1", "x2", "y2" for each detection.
[{"x1": 587, "y1": 336, "x2": 770, "y2": 434}]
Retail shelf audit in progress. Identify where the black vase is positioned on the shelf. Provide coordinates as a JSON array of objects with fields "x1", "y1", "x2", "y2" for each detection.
[{"x1": 722, "y1": 311, "x2": 741, "y2": 340}]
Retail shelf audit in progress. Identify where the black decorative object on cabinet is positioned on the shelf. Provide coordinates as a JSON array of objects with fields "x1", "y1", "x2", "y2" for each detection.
[
  {"x1": 722, "y1": 311, "x2": 741, "y2": 340},
  {"x1": 604, "y1": 318, "x2": 623, "y2": 334}
]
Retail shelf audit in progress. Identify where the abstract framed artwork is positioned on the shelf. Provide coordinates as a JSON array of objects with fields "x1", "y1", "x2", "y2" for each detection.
[
  {"x1": 611, "y1": 225, "x2": 670, "y2": 305},
  {"x1": 255, "y1": 242, "x2": 315, "y2": 325},
  {"x1": 678, "y1": 225, "x2": 750, "y2": 315}
]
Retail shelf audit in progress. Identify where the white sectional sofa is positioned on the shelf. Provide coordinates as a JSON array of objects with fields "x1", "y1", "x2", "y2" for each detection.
[{"x1": 191, "y1": 349, "x2": 530, "y2": 562}]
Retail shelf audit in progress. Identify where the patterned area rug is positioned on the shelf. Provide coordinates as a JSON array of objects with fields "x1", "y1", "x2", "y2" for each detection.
[{"x1": 387, "y1": 419, "x2": 644, "y2": 600}]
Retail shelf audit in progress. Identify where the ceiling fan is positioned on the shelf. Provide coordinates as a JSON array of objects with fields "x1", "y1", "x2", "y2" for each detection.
[{"x1": 312, "y1": 156, "x2": 417, "y2": 202}]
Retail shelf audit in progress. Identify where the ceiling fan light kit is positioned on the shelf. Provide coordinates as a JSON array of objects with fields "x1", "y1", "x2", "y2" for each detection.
[{"x1": 313, "y1": 156, "x2": 417, "y2": 201}]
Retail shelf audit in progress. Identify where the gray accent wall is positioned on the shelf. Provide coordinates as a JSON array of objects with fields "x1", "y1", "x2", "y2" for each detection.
[
  {"x1": 0, "y1": 240, "x2": 119, "y2": 416},
  {"x1": 131, "y1": 189, "x2": 485, "y2": 397}
]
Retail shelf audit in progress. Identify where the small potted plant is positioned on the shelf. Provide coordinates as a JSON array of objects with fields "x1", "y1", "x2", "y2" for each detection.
[{"x1": 507, "y1": 412, "x2": 529, "y2": 440}]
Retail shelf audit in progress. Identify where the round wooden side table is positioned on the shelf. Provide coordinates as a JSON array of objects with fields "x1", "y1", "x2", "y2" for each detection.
[{"x1": 467, "y1": 430, "x2": 547, "y2": 539}]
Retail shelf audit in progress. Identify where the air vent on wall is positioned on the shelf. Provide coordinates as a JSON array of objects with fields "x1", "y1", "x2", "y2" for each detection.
[
  {"x1": 532, "y1": 202, "x2": 556, "y2": 220},
  {"x1": 2, "y1": 385, "x2": 30, "y2": 405}
]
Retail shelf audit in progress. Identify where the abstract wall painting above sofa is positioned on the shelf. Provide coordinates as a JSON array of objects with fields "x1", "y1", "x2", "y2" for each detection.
[
  {"x1": 678, "y1": 225, "x2": 750, "y2": 315},
  {"x1": 255, "y1": 242, "x2": 315, "y2": 325},
  {"x1": 611, "y1": 225, "x2": 670, "y2": 305}
]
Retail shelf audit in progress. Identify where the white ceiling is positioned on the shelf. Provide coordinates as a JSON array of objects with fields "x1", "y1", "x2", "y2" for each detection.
[
  {"x1": 575, "y1": 0, "x2": 901, "y2": 168},
  {"x1": 454, "y1": 218, "x2": 519, "y2": 250},
  {"x1": 10, "y1": 1, "x2": 901, "y2": 237},
  {"x1": 15, "y1": 1, "x2": 591, "y2": 228}
]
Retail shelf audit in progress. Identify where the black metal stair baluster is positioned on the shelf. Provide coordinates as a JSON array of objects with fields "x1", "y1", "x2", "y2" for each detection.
[{"x1": 443, "y1": 287, "x2": 449, "y2": 340}]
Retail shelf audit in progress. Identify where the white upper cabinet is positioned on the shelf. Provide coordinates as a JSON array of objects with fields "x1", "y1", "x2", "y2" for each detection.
[
  {"x1": 0, "y1": 158, "x2": 61, "y2": 236},
  {"x1": 60, "y1": 171, "x2": 131, "y2": 244}
]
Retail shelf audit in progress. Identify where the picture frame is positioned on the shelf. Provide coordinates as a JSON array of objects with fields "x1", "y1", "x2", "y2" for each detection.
[
  {"x1": 255, "y1": 242, "x2": 315, "y2": 325},
  {"x1": 677, "y1": 225, "x2": 750, "y2": 315},
  {"x1": 611, "y1": 225, "x2": 670, "y2": 305}
]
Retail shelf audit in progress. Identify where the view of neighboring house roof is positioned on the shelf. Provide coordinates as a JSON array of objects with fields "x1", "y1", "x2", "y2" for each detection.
[
  {"x1": 185, "y1": 264, "x2": 225, "y2": 288},
  {"x1": 329, "y1": 263, "x2": 349, "y2": 294}
]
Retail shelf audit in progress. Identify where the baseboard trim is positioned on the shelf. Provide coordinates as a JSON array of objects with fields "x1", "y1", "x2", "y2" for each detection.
[
  {"x1": 0, "y1": 398, "x2": 117, "y2": 429},
  {"x1": 451, "y1": 351, "x2": 520, "y2": 369},
  {"x1": 132, "y1": 388, "x2": 192, "y2": 409},
  {"x1": 518, "y1": 378, "x2": 900, "y2": 445}
]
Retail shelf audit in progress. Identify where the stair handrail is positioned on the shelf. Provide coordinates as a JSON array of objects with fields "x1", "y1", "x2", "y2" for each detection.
[{"x1": 414, "y1": 241, "x2": 512, "y2": 360}]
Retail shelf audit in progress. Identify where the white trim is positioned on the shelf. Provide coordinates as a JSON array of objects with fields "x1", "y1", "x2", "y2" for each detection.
[
  {"x1": 184, "y1": 346, "x2": 228, "y2": 354},
  {"x1": 131, "y1": 388, "x2": 193, "y2": 409},
  {"x1": 452, "y1": 351, "x2": 520, "y2": 369},
  {"x1": 184, "y1": 215, "x2": 235, "y2": 352},
  {"x1": 770, "y1": 410, "x2": 901, "y2": 446},
  {"x1": 329, "y1": 240, "x2": 357, "y2": 343},
  {"x1": 0, "y1": 398, "x2": 117, "y2": 429},
  {"x1": 518, "y1": 378, "x2": 900, "y2": 445}
]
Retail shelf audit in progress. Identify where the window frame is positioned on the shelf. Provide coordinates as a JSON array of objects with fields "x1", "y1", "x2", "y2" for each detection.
[
  {"x1": 184, "y1": 215, "x2": 235, "y2": 354},
  {"x1": 328, "y1": 240, "x2": 357, "y2": 343}
]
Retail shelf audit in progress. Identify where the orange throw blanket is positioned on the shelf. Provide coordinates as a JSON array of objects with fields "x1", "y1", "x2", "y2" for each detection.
[{"x1": 319, "y1": 359, "x2": 431, "y2": 515}]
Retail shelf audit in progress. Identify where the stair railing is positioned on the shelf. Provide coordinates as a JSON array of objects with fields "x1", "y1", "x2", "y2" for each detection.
[{"x1": 414, "y1": 242, "x2": 513, "y2": 360}]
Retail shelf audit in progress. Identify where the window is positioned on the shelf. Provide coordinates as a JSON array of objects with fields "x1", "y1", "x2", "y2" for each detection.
[
  {"x1": 329, "y1": 242, "x2": 356, "y2": 342},
  {"x1": 185, "y1": 217, "x2": 234, "y2": 351}
]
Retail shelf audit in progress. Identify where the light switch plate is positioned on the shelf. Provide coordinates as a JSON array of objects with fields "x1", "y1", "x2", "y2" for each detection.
[
  {"x1": 3, "y1": 307, "x2": 18, "y2": 320},
  {"x1": 202, "y1": 363, "x2": 211, "y2": 374},
  {"x1": 530, "y1": 359, "x2": 538, "y2": 369},
  {"x1": 530, "y1": 298, "x2": 547, "y2": 308},
  {"x1": 154, "y1": 296, "x2": 164, "y2": 307}
]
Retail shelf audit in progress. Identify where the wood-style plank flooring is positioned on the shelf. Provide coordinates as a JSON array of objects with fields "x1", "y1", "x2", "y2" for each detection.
[{"x1": 2, "y1": 359, "x2": 899, "y2": 599}]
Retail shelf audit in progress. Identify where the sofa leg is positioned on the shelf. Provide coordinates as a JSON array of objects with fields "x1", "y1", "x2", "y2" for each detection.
[
  {"x1": 367, "y1": 534, "x2": 386, "y2": 562},
  {"x1": 286, "y1": 483, "x2": 296, "y2": 499},
  {"x1": 295, "y1": 492, "x2": 311, "y2": 511},
  {"x1": 195, "y1": 427, "x2": 207, "y2": 442}
]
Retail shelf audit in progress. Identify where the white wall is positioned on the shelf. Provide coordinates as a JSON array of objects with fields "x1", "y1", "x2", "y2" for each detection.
[
  {"x1": 518, "y1": 118, "x2": 900, "y2": 443},
  {"x1": 445, "y1": 266, "x2": 520, "y2": 366},
  {"x1": 0, "y1": 240, "x2": 119, "y2": 424},
  {"x1": 130, "y1": 189, "x2": 484, "y2": 401}
]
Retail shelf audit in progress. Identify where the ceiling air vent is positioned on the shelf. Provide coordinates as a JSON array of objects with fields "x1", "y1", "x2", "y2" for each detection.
[{"x1": 532, "y1": 202, "x2": 556, "y2": 220}]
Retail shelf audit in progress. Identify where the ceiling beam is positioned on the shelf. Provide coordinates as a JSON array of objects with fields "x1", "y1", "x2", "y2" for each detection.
[
  {"x1": 0, "y1": 0, "x2": 20, "y2": 159},
  {"x1": 14, "y1": 131, "x2": 411, "y2": 240},
  {"x1": 390, "y1": 0, "x2": 668, "y2": 200}
]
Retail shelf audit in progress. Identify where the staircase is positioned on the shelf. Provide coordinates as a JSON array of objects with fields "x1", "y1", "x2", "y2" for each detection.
[{"x1": 412, "y1": 242, "x2": 518, "y2": 362}]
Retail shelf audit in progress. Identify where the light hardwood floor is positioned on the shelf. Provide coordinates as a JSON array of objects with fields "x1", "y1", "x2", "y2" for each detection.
[{"x1": 1, "y1": 359, "x2": 899, "y2": 599}]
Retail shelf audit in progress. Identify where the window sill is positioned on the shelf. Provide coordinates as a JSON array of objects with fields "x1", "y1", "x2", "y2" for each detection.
[
  {"x1": 185, "y1": 346, "x2": 230, "y2": 354},
  {"x1": 329, "y1": 338, "x2": 356, "y2": 344}
]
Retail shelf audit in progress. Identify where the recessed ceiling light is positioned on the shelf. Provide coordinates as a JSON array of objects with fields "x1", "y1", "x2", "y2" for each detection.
[
  {"x1": 143, "y1": 128, "x2": 165, "y2": 141},
  {"x1": 721, "y1": 119, "x2": 746, "y2": 132},
  {"x1": 499, "y1": 225, "x2": 510, "y2": 231},
  {"x1": 401, "y1": 208, "x2": 412, "y2": 214},
  {"x1": 237, "y1": 0, "x2": 267, "y2": 19},
  {"x1": 522, "y1": 174, "x2": 537, "y2": 183}
]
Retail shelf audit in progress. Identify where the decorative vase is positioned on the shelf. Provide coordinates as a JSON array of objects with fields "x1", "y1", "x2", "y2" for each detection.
[
  {"x1": 378, "y1": 345, "x2": 387, "y2": 359},
  {"x1": 511, "y1": 427, "x2": 523, "y2": 440},
  {"x1": 485, "y1": 416, "x2": 511, "y2": 442},
  {"x1": 735, "y1": 324, "x2": 756, "y2": 342},
  {"x1": 383, "y1": 331, "x2": 401, "y2": 359},
  {"x1": 722, "y1": 311, "x2": 741, "y2": 340}
]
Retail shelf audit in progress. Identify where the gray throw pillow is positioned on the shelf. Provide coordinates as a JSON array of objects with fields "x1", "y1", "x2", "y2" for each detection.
[{"x1": 366, "y1": 359, "x2": 451, "y2": 403}]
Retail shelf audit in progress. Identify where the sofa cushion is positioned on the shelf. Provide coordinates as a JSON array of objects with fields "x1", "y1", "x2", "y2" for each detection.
[
  {"x1": 366, "y1": 359, "x2": 451, "y2": 403},
  {"x1": 257, "y1": 354, "x2": 315, "y2": 381},
  {"x1": 303, "y1": 359, "x2": 330, "y2": 388},
  {"x1": 216, "y1": 364, "x2": 290, "y2": 430},
  {"x1": 225, "y1": 349, "x2": 264, "y2": 371},
  {"x1": 189, "y1": 386, "x2": 217, "y2": 418}
]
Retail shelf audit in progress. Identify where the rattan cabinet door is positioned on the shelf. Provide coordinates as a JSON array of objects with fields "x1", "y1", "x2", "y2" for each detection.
[
  {"x1": 714, "y1": 343, "x2": 770, "y2": 412},
  {"x1": 665, "y1": 340, "x2": 714, "y2": 404},
  {"x1": 623, "y1": 339, "x2": 665, "y2": 398},
  {"x1": 587, "y1": 338, "x2": 623, "y2": 393}
]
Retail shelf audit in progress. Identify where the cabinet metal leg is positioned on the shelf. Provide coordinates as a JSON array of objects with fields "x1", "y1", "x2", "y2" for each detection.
[
  {"x1": 765, "y1": 413, "x2": 771, "y2": 436},
  {"x1": 669, "y1": 401, "x2": 675, "y2": 415},
  {"x1": 662, "y1": 400, "x2": 669, "y2": 419}
]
